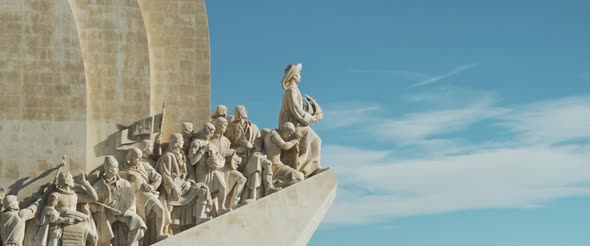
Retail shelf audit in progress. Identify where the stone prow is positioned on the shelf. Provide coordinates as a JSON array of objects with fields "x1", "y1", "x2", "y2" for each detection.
[{"x1": 154, "y1": 168, "x2": 338, "y2": 246}]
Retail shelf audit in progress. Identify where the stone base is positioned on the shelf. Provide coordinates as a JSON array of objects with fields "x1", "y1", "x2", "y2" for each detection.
[{"x1": 154, "y1": 168, "x2": 337, "y2": 246}]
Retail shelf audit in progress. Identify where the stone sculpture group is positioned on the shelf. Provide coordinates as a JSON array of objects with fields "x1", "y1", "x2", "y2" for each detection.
[{"x1": 0, "y1": 64, "x2": 324, "y2": 246}]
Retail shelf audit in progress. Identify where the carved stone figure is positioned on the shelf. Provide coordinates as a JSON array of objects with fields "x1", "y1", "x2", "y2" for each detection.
[
  {"x1": 71, "y1": 169, "x2": 100, "y2": 246},
  {"x1": 211, "y1": 105, "x2": 228, "y2": 119},
  {"x1": 188, "y1": 123, "x2": 229, "y2": 215},
  {"x1": 122, "y1": 148, "x2": 171, "y2": 243},
  {"x1": 210, "y1": 117, "x2": 246, "y2": 209},
  {"x1": 92, "y1": 156, "x2": 146, "y2": 246},
  {"x1": 181, "y1": 122, "x2": 194, "y2": 156},
  {"x1": 155, "y1": 134, "x2": 190, "y2": 222},
  {"x1": 263, "y1": 122, "x2": 305, "y2": 188},
  {"x1": 279, "y1": 63, "x2": 323, "y2": 177},
  {"x1": 225, "y1": 105, "x2": 261, "y2": 163},
  {"x1": 0, "y1": 188, "x2": 5, "y2": 212},
  {"x1": 138, "y1": 139, "x2": 159, "y2": 167},
  {"x1": 167, "y1": 181, "x2": 213, "y2": 228},
  {"x1": 35, "y1": 171, "x2": 98, "y2": 246},
  {"x1": 147, "y1": 133, "x2": 208, "y2": 232},
  {"x1": 224, "y1": 105, "x2": 272, "y2": 200},
  {"x1": 191, "y1": 183, "x2": 213, "y2": 224},
  {"x1": 1, "y1": 194, "x2": 41, "y2": 246}
]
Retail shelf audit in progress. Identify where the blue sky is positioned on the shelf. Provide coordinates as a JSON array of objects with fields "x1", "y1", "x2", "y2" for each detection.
[{"x1": 206, "y1": 1, "x2": 590, "y2": 245}]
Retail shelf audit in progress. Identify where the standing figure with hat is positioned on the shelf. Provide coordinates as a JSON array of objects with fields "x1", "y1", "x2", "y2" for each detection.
[
  {"x1": 279, "y1": 63, "x2": 324, "y2": 177},
  {"x1": 92, "y1": 156, "x2": 146, "y2": 246},
  {"x1": 1, "y1": 192, "x2": 42, "y2": 246}
]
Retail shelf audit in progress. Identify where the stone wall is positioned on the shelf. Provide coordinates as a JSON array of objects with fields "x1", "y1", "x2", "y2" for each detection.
[
  {"x1": 138, "y1": 0, "x2": 211, "y2": 136},
  {"x1": 0, "y1": 0, "x2": 210, "y2": 198},
  {"x1": 0, "y1": 0, "x2": 87, "y2": 197}
]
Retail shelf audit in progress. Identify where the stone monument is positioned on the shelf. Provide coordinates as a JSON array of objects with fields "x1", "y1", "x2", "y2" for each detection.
[
  {"x1": 0, "y1": 0, "x2": 211, "y2": 196},
  {"x1": 0, "y1": 1, "x2": 336, "y2": 245}
]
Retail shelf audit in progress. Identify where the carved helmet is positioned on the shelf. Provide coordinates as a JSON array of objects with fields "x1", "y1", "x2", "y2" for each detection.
[
  {"x1": 102, "y1": 155, "x2": 120, "y2": 173},
  {"x1": 2, "y1": 195, "x2": 18, "y2": 210},
  {"x1": 126, "y1": 147, "x2": 143, "y2": 166}
]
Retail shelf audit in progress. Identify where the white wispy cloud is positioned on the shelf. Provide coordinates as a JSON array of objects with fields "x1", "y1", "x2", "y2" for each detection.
[
  {"x1": 499, "y1": 96, "x2": 590, "y2": 145},
  {"x1": 406, "y1": 86, "x2": 497, "y2": 106},
  {"x1": 376, "y1": 98, "x2": 509, "y2": 145},
  {"x1": 350, "y1": 63, "x2": 477, "y2": 87},
  {"x1": 322, "y1": 95, "x2": 590, "y2": 225},
  {"x1": 350, "y1": 69, "x2": 429, "y2": 84},
  {"x1": 318, "y1": 103, "x2": 380, "y2": 129},
  {"x1": 411, "y1": 64, "x2": 478, "y2": 87},
  {"x1": 326, "y1": 144, "x2": 590, "y2": 225}
]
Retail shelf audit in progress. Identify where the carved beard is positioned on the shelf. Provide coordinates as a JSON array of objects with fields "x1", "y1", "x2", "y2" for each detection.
[
  {"x1": 169, "y1": 142, "x2": 182, "y2": 152},
  {"x1": 103, "y1": 173, "x2": 119, "y2": 185},
  {"x1": 171, "y1": 146, "x2": 182, "y2": 154},
  {"x1": 127, "y1": 161, "x2": 139, "y2": 170}
]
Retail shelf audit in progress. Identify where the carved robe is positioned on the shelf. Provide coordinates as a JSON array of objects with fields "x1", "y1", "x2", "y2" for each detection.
[
  {"x1": 35, "y1": 188, "x2": 87, "y2": 246},
  {"x1": 279, "y1": 86, "x2": 322, "y2": 176},
  {"x1": 156, "y1": 149, "x2": 187, "y2": 207},
  {"x1": 188, "y1": 140, "x2": 228, "y2": 214},
  {"x1": 122, "y1": 162, "x2": 170, "y2": 244},
  {"x1": 0, "y1": 203, "x2": 38, "y2": 246},
  {"x1": 189, "y1": 140, "x2": 227, "y2": 194},
  {"x1": 225, "y1": 120, "x2": 260, "y2": 167},
  {"x1": 92, "y1": 177, "x2": 146, "y2": 246},
  {"x1": 264, "y1": 129, "x2": 305, "y2": 186},
  {"x1": 122, "y1": 163, "x2": 165, "y2": 223},
  {"x1": 210, "y1": 135, "x2": 246, "y2": 208}
]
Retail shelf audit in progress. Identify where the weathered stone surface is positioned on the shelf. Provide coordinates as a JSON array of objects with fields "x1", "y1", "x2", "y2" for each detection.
[
  {"x1": 154, "y1": 169, "x2": 337, "y2": 246},
  {"x1": 0, "y1": 0, "x2": 87, "y2": 197},
  {"x1": 0, "y1": 0, "x2": 210, "y2": 198},
  {"x1": 138, "y1": 0, "x2": 211, "y2": 136},
  {"x1": 68, "y1": 0, "x2": 152, "y2": 167}
]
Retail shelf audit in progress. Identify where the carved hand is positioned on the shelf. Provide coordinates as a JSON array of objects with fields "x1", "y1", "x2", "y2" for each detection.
[
  {"x1": 310, "y1": 115, "x2": 320, "y2": 123},
  {"x1": 72, "y1": 169, "x2": 88, "y2": 185},
  {"x1": 142, "y1": 183, "x2": 154, "y2": 193},
  {"x1": 181, "y1": 181, "x2": 192, "y2": 193}
]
